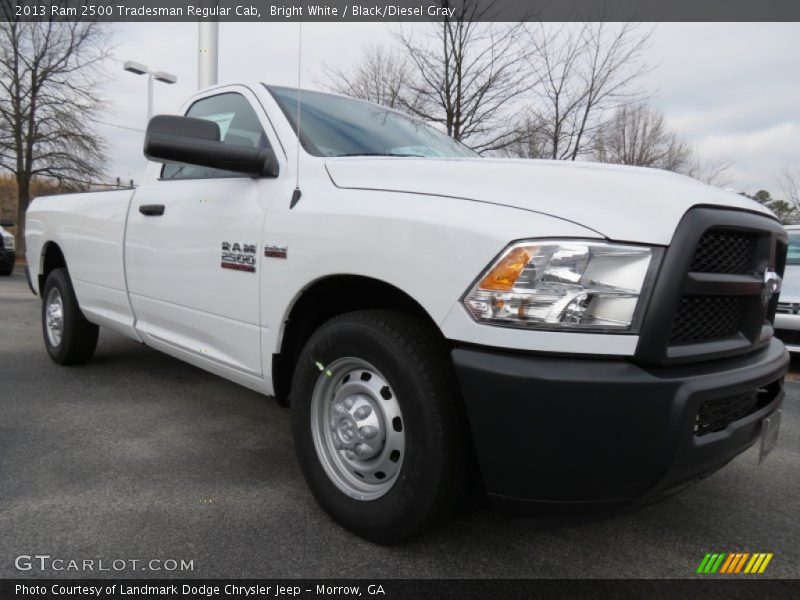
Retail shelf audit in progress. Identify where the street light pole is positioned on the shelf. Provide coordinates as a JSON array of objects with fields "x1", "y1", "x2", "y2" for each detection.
[
  {"x1": 123, "y1": 60, "x2": 178, "y2": 124},
  {"x1": 198, "y1": 21, "x2": 219, "y2": 89},
  {"x1": 147, "y1": 72, "x2": 154, "y2": 120},
  {"x1": 198, "y1": 0, "x2": 219, "y2": 89}
]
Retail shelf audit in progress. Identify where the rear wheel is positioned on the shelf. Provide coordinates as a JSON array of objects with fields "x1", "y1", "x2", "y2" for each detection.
[
  {"x1": 291, "y1": 310, "x2": 467, "y2": 543},
  {"x1": 42, "y1": 268, "x2": 99, "y2": 365}
]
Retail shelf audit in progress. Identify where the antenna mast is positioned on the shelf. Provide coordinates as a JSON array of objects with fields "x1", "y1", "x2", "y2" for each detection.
[
  {"x1": 290, "y1": 20, "x2": 303, "y2": 209},
  {"x1": 295, "y1": 20, "x2": 302, "y2": 190}
]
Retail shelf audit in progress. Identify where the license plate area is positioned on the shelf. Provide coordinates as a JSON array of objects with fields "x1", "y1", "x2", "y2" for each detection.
[{"x1": 758, "y1": 410, "x2": 781, "y2": 464}]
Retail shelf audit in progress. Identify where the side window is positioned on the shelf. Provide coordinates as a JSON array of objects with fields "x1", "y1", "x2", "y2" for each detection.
[{"x1": 162, "y1": 92, "x2": 271, "y2": 180}]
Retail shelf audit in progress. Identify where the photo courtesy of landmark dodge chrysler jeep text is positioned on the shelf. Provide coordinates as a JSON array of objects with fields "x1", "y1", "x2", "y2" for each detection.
[{"x1": 24, "y1": 83, "x2": 789, "y2": 543}]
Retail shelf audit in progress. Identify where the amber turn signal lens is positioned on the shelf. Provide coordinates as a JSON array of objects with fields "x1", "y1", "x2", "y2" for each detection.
[{"x1": 479, "y1": 246, "x2": 533, "y2": 291}]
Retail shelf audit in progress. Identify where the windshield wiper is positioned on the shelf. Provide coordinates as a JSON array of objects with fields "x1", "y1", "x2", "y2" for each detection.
[{"x1": 334, "y1": 152, "x2": 426, "y2": 158}]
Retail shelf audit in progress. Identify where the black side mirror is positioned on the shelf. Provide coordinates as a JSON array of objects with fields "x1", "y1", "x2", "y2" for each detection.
[
  {"x1": 0, "y1": 219, "x2": 14, "y2": 227},
  {"x1": 144, "y1": 115, "x2": 279, "y2": 178}
]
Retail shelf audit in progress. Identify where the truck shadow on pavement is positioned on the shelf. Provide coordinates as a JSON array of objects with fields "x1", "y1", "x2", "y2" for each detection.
[{"x1": 2, "y1": 310, "x2": 798, "y2": 578}]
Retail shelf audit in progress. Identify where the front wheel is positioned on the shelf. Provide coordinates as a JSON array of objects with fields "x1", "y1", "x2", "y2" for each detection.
[
  {"x1": 42, "y1": 268, "x2": 99, "y2": 365},
  {"x1": 291, "y1": 310, "x2": 467, "y2": 543}
]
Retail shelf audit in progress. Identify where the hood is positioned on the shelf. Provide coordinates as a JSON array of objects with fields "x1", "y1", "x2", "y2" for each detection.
[{"x1": 324, "y1": 157, "x2": 774, "y2": 245}]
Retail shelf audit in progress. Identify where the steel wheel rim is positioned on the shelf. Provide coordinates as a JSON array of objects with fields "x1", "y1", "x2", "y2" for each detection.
[
  {"x1": 45, "y1": 287, "x2": 64, "y2": 348},
  {"x1": 310, "y1": 357, "x2": 405, "y2": 501}
]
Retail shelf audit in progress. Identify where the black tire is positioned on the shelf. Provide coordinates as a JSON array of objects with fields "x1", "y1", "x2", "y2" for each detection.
[
  {"x1": 0, "y1": 269, "x2": 11, "y2": 277},
  {"x1": 291, "y1": 310, "x2": 467, "y2": 543},
  {"x1": 41, "y1": 267, "x2": 99, "y2": 365}
]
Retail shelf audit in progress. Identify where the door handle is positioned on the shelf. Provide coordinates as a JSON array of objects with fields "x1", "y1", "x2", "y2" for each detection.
[{"x1": 139, "y1": 204, "x2": 165, "y2": 216}]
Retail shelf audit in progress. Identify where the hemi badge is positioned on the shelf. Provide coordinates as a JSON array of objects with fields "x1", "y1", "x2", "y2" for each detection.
[{"x1": 264, "y1": 245, "x2": 288, "y2": 259}]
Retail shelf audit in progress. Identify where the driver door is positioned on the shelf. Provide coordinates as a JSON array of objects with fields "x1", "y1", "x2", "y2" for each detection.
[{"x1": 125, "y1": 89, "x2": 281, "y2": 381}]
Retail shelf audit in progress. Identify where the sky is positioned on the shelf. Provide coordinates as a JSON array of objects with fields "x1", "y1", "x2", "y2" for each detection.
[{"x1": 98, "y1": 22, "x2": 800, "y2": 195}]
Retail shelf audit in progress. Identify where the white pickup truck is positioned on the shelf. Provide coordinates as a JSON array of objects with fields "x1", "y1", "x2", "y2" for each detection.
[{"x1": 25, "y1": 82, "x2": 788, "y2": 543}]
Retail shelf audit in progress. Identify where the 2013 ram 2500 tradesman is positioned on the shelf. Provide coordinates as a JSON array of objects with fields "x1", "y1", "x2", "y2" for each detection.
[{"x1": 25, "y1": 83, "x2": 788, "y2": 543}]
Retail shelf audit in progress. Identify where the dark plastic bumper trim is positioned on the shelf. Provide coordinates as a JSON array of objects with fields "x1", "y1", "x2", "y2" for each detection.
[{"x1": 452, "y1": 339, "x2": 788, "y2": 509}]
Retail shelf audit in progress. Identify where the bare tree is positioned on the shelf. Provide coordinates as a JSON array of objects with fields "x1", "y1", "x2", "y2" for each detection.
[
  {"x1": 393, "y1": 1, "x2": 533, "y2": 153},
  {"x1": 322, "y1": 44, "x2": 415, "y2": 110},
  {"x1": 506, "y1": 113, "x2": 551, "y2": 159},
  {"x1": 778, "y1": 168, "x2": 800, "y2": 210},
  {"x1": 0, "y1": 13, "x2": 110, "y2": 254},
  {"x1": 593, "y1": 103, "x2": 692, "y2": 170},
  {"x1": 659, "y1": 132, "x2": 695, "y2": 174},
  {"x1": 683, "y1": 155, "x2": 735, "y2": 188},
  {"x1": 520, "y1": 22, "x2": 651, "y2": 161},
  {"x1": 592, "y1": 103, "x2": 734, "y2": 187}
]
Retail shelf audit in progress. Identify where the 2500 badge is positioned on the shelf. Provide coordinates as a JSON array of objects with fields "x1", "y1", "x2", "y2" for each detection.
[{"x1": 221, "y1": 241, "x2": 257, "y2": 273}]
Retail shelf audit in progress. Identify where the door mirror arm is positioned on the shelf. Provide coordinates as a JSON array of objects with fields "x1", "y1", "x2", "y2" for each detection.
[{"x1": 260, "y1": 150, "x2": 280, "y2": 178}]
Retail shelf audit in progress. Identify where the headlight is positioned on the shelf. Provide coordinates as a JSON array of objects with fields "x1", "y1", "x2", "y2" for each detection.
[{"x1": 462, "y1": 240, "x2": 661, "y2": 332}]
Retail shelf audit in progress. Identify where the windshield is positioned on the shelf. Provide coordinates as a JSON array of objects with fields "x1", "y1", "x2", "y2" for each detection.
[
  {"x1": 265, "y1": 85, "x2": 478, "y2": 159},
  {"x1": 788, "y1": 233, "x2": 800, "y2": 265}
]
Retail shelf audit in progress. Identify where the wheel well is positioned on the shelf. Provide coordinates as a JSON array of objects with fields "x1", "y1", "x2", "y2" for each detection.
[
  {"x1": 39, "y1": 242, "x2": 66, "y2": 292},
  {"x1": 273, "y1": 275, "x2": 441, "y2": 405}
]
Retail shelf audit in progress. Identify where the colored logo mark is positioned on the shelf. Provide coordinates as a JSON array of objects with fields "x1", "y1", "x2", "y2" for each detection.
[{"x1": 696, "y1": 552, "x2": 773, "y2": 574}]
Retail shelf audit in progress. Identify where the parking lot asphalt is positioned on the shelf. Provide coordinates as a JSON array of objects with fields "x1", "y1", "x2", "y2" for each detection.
[{"x1": 1, "y1": 267, "x2": 798, "y2": 579}]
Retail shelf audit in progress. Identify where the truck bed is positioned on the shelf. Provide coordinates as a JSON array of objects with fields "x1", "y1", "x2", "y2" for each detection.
[{"x1": 26, "y1": 188, "x2": 138, "y2": 337}]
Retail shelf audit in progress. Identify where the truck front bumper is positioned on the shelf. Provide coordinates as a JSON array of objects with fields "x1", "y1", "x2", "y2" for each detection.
[
  {"x1": 774, "y1": 313, "x2": 800, "y2": 352},
  {"x1": 452, "y1": 338, "x2": 788, "y2": 510}
]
